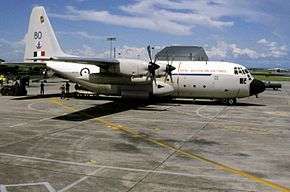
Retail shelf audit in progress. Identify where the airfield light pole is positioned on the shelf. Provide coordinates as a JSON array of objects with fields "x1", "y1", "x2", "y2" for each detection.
[{"x1": 107, "y1": 37, "x2": 116, "y2": 59}]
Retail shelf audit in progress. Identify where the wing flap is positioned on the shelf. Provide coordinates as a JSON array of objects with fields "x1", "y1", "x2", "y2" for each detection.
[
  {"x1": 54, "y1": 56, "x2": 119, "y2": 69},
  {"x1": 0, "y1": 62, "x2": 46, "y2": 67},
  {"x1": 25, "y1": 56, "x2": 119, "y2": 69}
]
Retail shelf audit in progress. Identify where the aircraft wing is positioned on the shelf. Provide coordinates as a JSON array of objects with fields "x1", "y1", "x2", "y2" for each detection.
[
  {"x1": 26, "y1": 56, "x2": 120, "y2": 70},
  {"x1": 0, "y1": 62, "x2": 46, "y2": 67}
]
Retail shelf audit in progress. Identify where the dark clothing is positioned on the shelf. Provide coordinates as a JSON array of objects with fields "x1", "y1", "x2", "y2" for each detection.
[
  {"x1": 65, "y1": 82, "x2": 70, "y2": 97},
  {"x1": 60, "y1": 85, "x2": 65, "y2": 99},
  {"x1": 40, "y1": 82, "x2": 44, "y2": 95},
  {"x1": 74, "y1": 83, "x2": 80, "y2": 91}
]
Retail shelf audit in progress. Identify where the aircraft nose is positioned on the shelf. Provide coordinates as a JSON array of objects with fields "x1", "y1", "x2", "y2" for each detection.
[{"x1": 250, "y1": 79, "x2": 266, "y2": 96}]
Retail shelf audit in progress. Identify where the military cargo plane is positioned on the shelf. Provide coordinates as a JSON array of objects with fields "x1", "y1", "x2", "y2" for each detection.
[{"x1": 3, "y1": 6, "x2": 265, "y2": 105}]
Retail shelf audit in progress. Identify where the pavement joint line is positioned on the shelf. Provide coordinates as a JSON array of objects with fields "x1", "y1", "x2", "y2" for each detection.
[
  {"x1": 0, "y1": 162, "x2": 263, "y2": 192},
  {"x1": 51, "y1": 99, "x2": 290, "y2": 192},
  {"x1": 0, "y1": 113, "x2": 90, "y2": 150},
  {"x1": 57, "y1": 167, "x2": 104, "y2": 192},
  {"x1": 126, "y1": 105, "x2": 219, "y2": 192},
  {"x1": 172, "y1": 108, "x2": 270, "y2": 127},
  {"x1": 0, "y1": 152, "x2": 229, "y2": 179}
]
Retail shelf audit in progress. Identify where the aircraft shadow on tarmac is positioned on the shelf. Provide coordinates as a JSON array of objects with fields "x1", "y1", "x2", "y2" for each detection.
[
  {"x1": 53, "y1": 100, "x2": 166, "y2": 122},
  {"x1": 53, "y1": 100, "x2": 265, "y2": 122},
  {"x1": 11, "y1": 94, "x2": 264, "y2": 121}
]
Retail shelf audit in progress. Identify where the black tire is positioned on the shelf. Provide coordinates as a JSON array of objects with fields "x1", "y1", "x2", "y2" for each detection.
[{"x1": 227, "y1": 98, "x2": 237, "y2": 105}]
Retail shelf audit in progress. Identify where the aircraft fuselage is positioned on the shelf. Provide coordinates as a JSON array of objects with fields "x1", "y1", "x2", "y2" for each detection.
[{"x1": 46, "y1": 59, "x2": 262, "y2": 100}]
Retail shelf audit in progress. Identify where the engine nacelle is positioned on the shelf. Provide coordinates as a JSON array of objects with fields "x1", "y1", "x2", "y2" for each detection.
[
  {"x1": 153, "y1": 81, "x2": 174, "y2": 96},
  {"x1": 117, "y1": 58, "x2": 148, "y2": 76}
]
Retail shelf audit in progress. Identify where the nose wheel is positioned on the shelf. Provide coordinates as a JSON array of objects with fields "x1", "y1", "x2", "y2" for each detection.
[{"x1": 225, "y1": 98, "x2": 237, "y2": 105}]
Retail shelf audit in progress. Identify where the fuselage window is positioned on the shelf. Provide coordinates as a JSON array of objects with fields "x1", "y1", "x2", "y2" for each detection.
[
  {"x1": 245, "y1": 69, "x2": 249, "y2": 73},
  {"x1": 183, "y1": 85, "x2": 186, "y2": 87},
  {"x1": 240, "y1": 78, "x2": 246, "y2": 84},
  {"x1": 238, "y1": 68, "x2": 242, "y2": 74},
  {"x1": 193, "y1": 85, "x2": 196, "y2": 88},
  {"x1": 203, "y1": 85, "x2": 206, "y2": 88}
]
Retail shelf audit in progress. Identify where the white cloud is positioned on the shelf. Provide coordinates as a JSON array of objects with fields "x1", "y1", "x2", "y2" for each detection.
[
  {"x1": 66, "y1": 40, "x2": 288, "y2": 61},
  {"x1": 206, "y1": 41, "x2": 259, "y2": 59},
  {"x1": 116, "y1": 45, "x2": 147, "y2": 59},
  {"x1": 257, "y1": 38, "x2": 288, "y2": 58},
  {"x1": 66, "y1": 45, "x2": 147, "y2": 59},
  {"x1": 66, "y1": 44, "x2": 100, "y2": 57},
  {"x1": 206, "y1": 39, "x2": 288, "y2": 60},
  {"x1": 57, "y1": 31, "x2": 103, "y2": 40},
  {"x1": 50, "y1": 0, "x2": 270, "y2": 36},
  {"x1": 0, "y1": 37, "x2": 26, "y2": 61}
]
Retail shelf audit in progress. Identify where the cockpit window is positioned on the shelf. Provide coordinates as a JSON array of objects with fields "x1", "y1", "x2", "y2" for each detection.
[
  {"x1": 245, "y1": 69, "x2": 249, "y2": 73},
  {"x1": 234, "y1": 67, "x2": 238, "y2": 75},
  {"x1": 238, "y1": 68, "x2": 242, "y2": 74}
]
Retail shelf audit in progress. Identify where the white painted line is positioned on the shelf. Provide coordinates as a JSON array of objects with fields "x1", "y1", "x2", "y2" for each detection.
[
  {"x1": 27, "y1": 102, "x2": 56, "y2": 115},
  {"x1": 0, "y1": 152, "x2": 205, "y2": 179},
  {"x1": 1, "y1": 182, "x2": 56, "y2": 192},
  {"x1": 195, "y1": 105, "x2": 217, "y2": 120},
  {"x1": 58, "y1": 168, "x2": 103, "y2": 192},
  {"x1": 9, "y1": 123, "x2": 28, "y2": 128},
  {"x1": 9, "y1": 116, "x2": 52, "y2": 128},
  {"x1": 44, "y1": 182, "x2": 57, "y2": 192}
]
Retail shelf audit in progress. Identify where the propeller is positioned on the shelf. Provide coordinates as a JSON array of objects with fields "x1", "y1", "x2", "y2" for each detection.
[
  {"x1": 146, "y1": 45, "x2": 160, "y2": 84},
  {"x1": 164, "y1": 56, "x2": 176, "y2": 83}
]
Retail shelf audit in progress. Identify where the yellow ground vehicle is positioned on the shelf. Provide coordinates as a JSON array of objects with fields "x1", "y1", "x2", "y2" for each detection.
[
  {"x1": 0, "y1": 75, "x2": 6, "y2": 85},
  {"x1": 0, "y1": 75, "x2": 6, "y2": 81}
]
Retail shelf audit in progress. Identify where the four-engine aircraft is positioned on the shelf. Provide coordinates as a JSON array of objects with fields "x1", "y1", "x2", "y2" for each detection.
[{"x1": 3, "y1": 6, "x2": 266, "y2": 105}]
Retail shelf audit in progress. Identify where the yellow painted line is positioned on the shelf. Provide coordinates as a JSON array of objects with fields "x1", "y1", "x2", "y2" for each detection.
[{"x1": 51, "y1": 99, "x2": 290, "y2": 192}]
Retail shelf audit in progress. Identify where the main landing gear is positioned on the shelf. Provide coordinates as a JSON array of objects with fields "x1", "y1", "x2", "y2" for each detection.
[{"x1": 224, "y1": 98, "x2": 237, "y2": 105}]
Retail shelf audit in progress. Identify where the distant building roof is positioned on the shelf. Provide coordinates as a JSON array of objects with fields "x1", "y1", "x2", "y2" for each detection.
[{"x1": 155, "y1": 46, "x2": 208, "y2": 61}]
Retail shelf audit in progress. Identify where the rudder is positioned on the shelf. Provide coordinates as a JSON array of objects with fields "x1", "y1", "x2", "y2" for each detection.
[{"x1": 24, "y1": 6, "x2": 66, "y2": 61}]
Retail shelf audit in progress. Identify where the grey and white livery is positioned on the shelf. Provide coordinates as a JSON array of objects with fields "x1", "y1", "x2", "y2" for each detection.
[{"x1": 24, "y1": 6, "x2": 265, "y2": 105}]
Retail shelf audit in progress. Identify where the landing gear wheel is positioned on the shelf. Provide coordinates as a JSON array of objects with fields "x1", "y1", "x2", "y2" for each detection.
[{"x1": 226, "y1": 98, "x2": 237, "y2": 105}]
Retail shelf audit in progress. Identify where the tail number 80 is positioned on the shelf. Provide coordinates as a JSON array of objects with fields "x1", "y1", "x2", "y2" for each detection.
[{"x1": 34, "y1": 31, "x2": 42, "y2": 40}]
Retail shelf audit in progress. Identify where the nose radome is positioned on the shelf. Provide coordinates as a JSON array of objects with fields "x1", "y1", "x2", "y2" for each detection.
[{"x1": 250, "y1": 79, "x2": 266, "y2": 96}]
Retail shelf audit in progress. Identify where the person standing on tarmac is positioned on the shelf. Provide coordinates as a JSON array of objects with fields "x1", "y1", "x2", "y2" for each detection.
[
  {"x1": 60, "y1": 84, "x2": 65, "y2": 99},
  {"x1": 40, "y1": 81, "x2": 45, "y2": 95},
  {"x1": 65, "y1": 81, "x2": 70, "y2": 97}
]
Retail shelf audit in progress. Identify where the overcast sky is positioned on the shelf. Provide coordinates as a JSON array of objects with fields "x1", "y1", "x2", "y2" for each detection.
[{"x1": 0, "y1": 0, "x2": 289, "y2": 68}]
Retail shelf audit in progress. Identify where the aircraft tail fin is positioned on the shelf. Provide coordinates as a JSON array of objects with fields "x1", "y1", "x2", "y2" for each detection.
[{"x1": 24, "y1": 6, "x2": 66, "y2": 61}]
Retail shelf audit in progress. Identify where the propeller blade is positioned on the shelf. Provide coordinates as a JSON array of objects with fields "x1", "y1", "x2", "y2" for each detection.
[
  {"x1": 146, "y1": 45, "x2": 160, "y2": 85},
  {"x1": 147, "y1": 45, "x2": 152, "y2": 62}
]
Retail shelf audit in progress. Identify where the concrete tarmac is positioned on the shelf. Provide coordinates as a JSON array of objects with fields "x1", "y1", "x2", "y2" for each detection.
[{"x1": 0, "y1": 80, "x2": 289, "y2": 192}]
